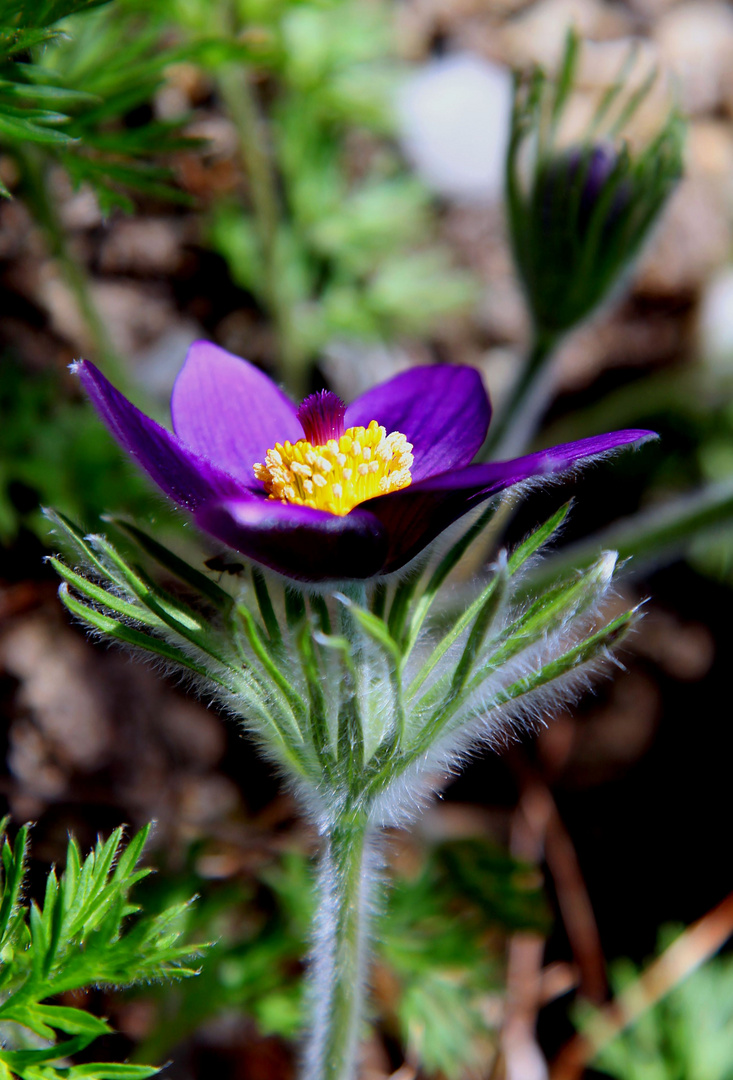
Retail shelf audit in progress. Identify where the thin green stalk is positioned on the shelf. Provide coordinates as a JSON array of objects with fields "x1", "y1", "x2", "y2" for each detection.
[
  {"x1": 303, "y1": 811, "x2": 378, "y2": 1080},
  {"x1": 521, "y1": 478, "x2": 733, "y2": 594},
  {"x1": 482, "y1": 329, "x2": 560, "y2": 459},
  {"x1": 216, "y1": 63, "x2": 306, "y2": 396},
  {"x1": 15, "y1": 146, "x2": 124, "y2": 384}
]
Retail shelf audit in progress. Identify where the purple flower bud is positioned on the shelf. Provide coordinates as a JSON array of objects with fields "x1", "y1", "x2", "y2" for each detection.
[{"x1": 538, "y1": 143, "x2": 631, "y2": 240}]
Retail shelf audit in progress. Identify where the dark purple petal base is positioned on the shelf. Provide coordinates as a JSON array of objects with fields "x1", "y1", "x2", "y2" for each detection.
[
  {"x1": 363, "y1": 429, "x2": 657, "y2": 572},
  {"x1": 197, "y1": 499, "x2": 388, "y2": 582}
]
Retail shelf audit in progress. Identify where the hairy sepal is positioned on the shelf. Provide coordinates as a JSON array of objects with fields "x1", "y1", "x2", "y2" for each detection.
[{"x1": 48, "y1": 509, "x2": 634, "y2": 835}]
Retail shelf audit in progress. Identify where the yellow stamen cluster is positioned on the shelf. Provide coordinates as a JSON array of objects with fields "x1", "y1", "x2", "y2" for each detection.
[{"x1": 254, "y1": 420, "x2": 413, "y2": 516}]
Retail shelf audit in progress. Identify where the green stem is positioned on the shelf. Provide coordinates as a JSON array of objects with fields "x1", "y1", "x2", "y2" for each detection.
[
  {"x1": 303, "y1": 811, "x2": 377, "y2": 1080},
  {"x1": 15, "y1": 146, "x2": 124, "y2": 384},
  {"x1": 216, "y1": 63, "x2": 306, "y2": 397},
  {"x1": 338, "y1": 582, "x2": 368, "y2": 610},
  {"x1": 483, "y1": 328, "x2": 560, "y2": 459},
  {"x1": 521, "y1": 478, "x2": 733, "y2": 594}
]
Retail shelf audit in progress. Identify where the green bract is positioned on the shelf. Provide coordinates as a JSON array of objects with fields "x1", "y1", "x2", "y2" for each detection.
[
  {"x1": 48, "y1": 500, "x2": 637, "y2": 1080},
  {"x1": 48, "y1": 503, "x2": 635, "y2": 825}
]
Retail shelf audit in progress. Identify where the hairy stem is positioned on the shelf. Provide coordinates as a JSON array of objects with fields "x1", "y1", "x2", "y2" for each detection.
[{"x1": 302, "y1": 811, "x2": 379, "y2": 1080}]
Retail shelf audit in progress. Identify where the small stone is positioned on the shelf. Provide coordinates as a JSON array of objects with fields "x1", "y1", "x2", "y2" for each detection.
[
  {"x1": 39, "y1": 276, "x2": 175, "y2": 356},
  {"x1": 36, "y1": 272, "x2": 89, "y2": 351},
  {"x1": 0, "y1": 198, "x2": 35, "y2": 260},
  {"x1": 636, "y1": 177, "x2": 732, "y2": 297},
  {"x1": 697, "y1": 267, "x2": 733, "y2": 371},
  {"x1": 155, "y1": 62, "x2": 212, "y2": 120},
  {"x1": 177, "y1": 774, "x2": 241, "y2": 827},
  {"x1": 443, "y1": 203, "x2": 529, "y2": 342},
  {"x1": 636, "y1": 609, "x2": 715, "y2": 681},
  {"x1": 59, "y1": 187, "x2": 103, "y2": 231},
  {"x1": 627, "y1": 0, "x2": 679, "y2": 17},
  {"x1": 655, "y1": 1, "x2": 733, "y2": 115},
  {"x1": 98, "y1": 217, "x2": 185, "y2": 275},
  {"x1": 686, "y1": 120, "x2": 733, "y2": 184},
  {"x1": 94, "y1": 281, "x2": 176, "y2": 354},
  {"x1": 477, "y1": 276, "x2": 529, "y2": 344},
  {"x1": 396, "y1": 52, "x2": 512, "y2": 203},
  {"x1": 0, "y1": 615, "x2": 113, "y2": 774},
  {"x1": 185, "y1": 115, "x2": 238, "y2": 159},
  {"x1": 500, "y1": 0, "x2": 631, "y2": 69},
  {"x1": 552, "y1": 306, "x2": 687, "y2": 391},
  {"x1": 322, "y1": 340, "x2": 415, "y2": 399},
  {"x1": 157, "y1": 699, "x2": 226, "y2": 770},
  {"x1": 129, "y1": 321, "x2": 205, "y2": 401},
  {"x1": 478, "y1": 345, "x2": 524, "y2": 413},
  {"x1": 8, "y1": 721, "x2": 68, "y2": 801}
]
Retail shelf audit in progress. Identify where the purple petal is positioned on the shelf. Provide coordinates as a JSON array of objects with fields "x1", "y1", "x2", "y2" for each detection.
[
  {"x1": 364, "y1": 429, "x2": 657, "y2": 572},
  {"x1": 414, "y1": 430, "x2": 658, "y2": 492},
  {"x1": 344, "y1": 365, "x2": 491, "y2": 482},
  {"x1": 74, "y1": 360, "x2": 247, "y2": 510},
  {"x1": 196, "y1": 498, "x2": 388, "y2": 582},
  {"x1": 170, "y1": 341, "x2": 303, "y2": 485}
]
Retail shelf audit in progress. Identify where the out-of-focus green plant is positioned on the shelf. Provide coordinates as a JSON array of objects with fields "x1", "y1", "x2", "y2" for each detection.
[
  {"x1": 0, "y1": 0, "x2": 193, "y2": 210},
  {"x1": 0, "y1": 357, "x2": 168, "y2": 544},
  {"x1": 588, "y1": 930, "x2": 733, "y2": 1080},
  {"x1": 0, "y1": 0, "x2": 196, "y2": 373},
  {"x1": 132, "y1": 838, "x2": 546, "y2": 1078},
  {"x1": 5, "y1": 0, "x2": 469, "y2": 389},
  {"x1": 0, "y1": 0, "x2": 110, "y2": 185},
  {"x1": 0, "y1": 819, "x2": 204, "y2": 1080},
  {"x1": 381, "y1": 839, "x2": 548, "y2": 1077},
  {"x1": 188, "y1": 0, "x2": 477, "y2": 393}
]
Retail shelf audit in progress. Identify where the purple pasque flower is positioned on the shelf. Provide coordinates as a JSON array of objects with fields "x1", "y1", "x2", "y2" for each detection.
[{"x1": 74, "y1": 341, "x2": 655, "y2": 582}]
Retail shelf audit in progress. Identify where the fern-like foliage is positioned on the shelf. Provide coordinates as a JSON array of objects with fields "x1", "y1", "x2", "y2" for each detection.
[
  {"x1": 0, "y1": 819, "x2": 204, "y2": 1080},
  {"x1": 0, "y1": 0, "x2": 191, "y2": 209},
  {"x1": 0, "y1": 0, "x2": 108, "y2": 187}
]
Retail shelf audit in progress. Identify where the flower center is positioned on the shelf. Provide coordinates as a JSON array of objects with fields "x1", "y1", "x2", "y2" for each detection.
[{"x1": 254, "y1": 420, "x2": 414, "y2": 516}]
